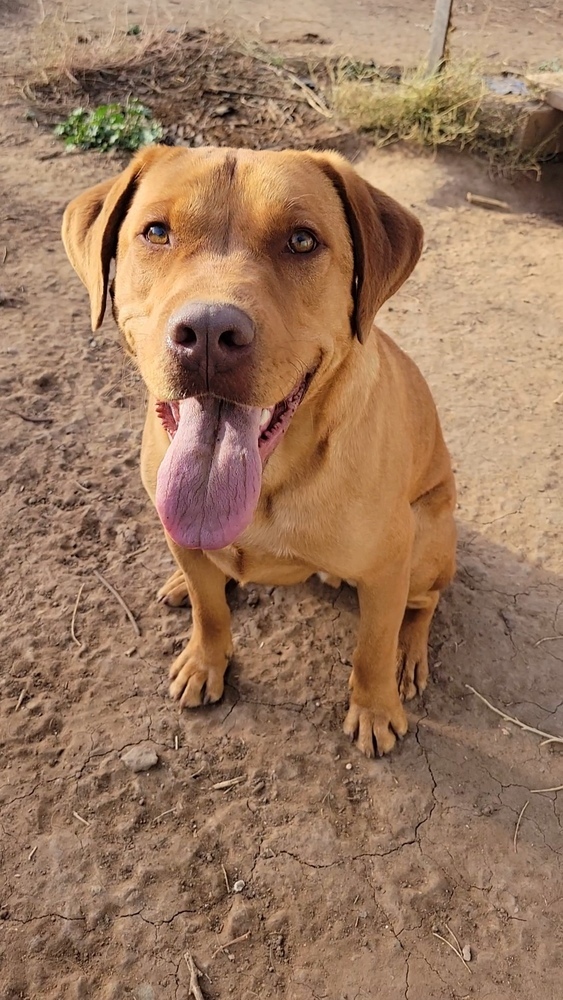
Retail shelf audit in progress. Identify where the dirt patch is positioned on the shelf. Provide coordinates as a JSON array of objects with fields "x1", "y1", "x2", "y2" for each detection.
[
  {"x1": 27, "y1": 29, "x2": 351, "y2": 152},
  {"x1": 1, "y1": 3, "x2": 563, "y2": 1000}
]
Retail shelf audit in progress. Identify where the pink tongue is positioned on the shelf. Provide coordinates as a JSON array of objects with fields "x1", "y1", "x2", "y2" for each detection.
[{"x1": 155, "y1": 396, "x2": 263, "y2": 550}]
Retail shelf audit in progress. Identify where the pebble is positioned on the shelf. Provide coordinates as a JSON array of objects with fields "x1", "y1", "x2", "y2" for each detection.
[
  {"x1": 120, "y1": 746, "x2": 159, "y2": 773},
  {"x1": 233, "y1": 880, "x2": 246, "y2": 893},
  {"x1": 462, "y1": 944, "x2": 472, "y2": 962}
]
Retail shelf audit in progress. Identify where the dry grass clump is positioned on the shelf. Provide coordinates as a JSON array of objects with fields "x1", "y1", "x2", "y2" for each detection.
[
  {"x1": 331, "y1": 60, "x2": 541, "y2": 171},
  {"x1": 334, "y1": 61, "x2": 487, "y2": 147}
]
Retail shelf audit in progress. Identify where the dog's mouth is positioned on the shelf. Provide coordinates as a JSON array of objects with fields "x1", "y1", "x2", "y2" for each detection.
[{"x1": 154, "y1": 373, "x2": 312, "y2": 551}]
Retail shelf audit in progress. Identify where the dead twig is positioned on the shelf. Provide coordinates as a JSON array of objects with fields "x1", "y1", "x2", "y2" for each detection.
[
  {"x1": 513, "y1": 800, "x2": 529, "y2": 852},
  {"x1": 221, "y1": 863, "x2": 230, "y2": 893},
  {"x1": 432, "y1": 931, "x2": 472, "y2": 972},
  {"x1": 15, "y1": 689, "x2": 26, "y2": 711},
  {"x1": 211, "y1": 775, "x2": 246, "y2": 791},
  {"x1": 93, "y1": 568, "x2": 141, "y2": 637},
  {"x1": 465, "y1": 685, "x2": 563, "y2": 746},
  {"x1": 71, "y1": 582, "x2": 85, "y2": 648},
  {"x1": 211, "y1": 931, "x2": 251, "y2": 957},
  {"x1": 466, "y1": 192, "x2": 511, "y2": 212},
  {"x1": 445, "y1": 923, "x2": 463, "y2": 953},
  {"x1": 534, "y1": 635, "x2": 563, "y2": 646},
  {"x1": 72, "y1": 810, "x2": 90, "y2": 827},
  {"x1": 268, "y1": 63, "x2": 332, "y2": 118},
  {"x1": 153, "y1": 807, "x2": 176, "y2": 823},
  {"x1": 531, "y1": 785, "x2": 563, "y2": 794},
  {"x1": 4, "y1": 407, "x2": 52, "y2": 425},
  {"x1": 184, "y1": 949, "x2": 205, "y2": 1000},
  {"x1": 122, "y1": 544, "x2": 150, "y2": 564}
]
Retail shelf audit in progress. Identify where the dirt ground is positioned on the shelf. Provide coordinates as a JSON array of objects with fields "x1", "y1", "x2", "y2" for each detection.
[{"x1": 2, "y1": 1, "x2": 563, "y2": 999}]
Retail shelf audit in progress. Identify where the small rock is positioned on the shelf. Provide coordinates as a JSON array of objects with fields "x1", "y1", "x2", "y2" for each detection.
[
  {"x1": 223, "y1": 895, "x2": 255, "y2": 938},
  {"x1": 345, "y1": 762, "x2": 353, "y2": 771},
  {"x1": 120, "y1": 746, "x2": 159, "y2": 773},
  {"x1": 233, "y1": 880, "x2": 245, "y2": 893},
  {"x1": 462, "y1": 944, "x2": 472, "y2": 962}
]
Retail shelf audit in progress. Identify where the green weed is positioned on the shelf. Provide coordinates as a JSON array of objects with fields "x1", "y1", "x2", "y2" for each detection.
[{"x1": 54, "y1": 99, "x2": 163, "y2": 152}]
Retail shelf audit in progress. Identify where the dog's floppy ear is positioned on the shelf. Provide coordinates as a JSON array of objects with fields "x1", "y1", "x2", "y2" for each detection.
[
  {"x1": 62, "y1": 145, "x2": 168, "y2": 331},
  {"x1": 314, "y1": 153, "x2": 424, "y2": 343}
]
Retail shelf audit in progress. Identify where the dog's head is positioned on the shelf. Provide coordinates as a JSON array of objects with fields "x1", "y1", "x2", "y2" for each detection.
[{"x1": 63, "y1": 145, "x2": 423, "y2": 549}]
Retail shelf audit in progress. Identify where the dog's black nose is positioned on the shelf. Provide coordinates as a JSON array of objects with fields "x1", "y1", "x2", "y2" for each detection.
[{"x1": 168, "y1": 301, "x2": 256, "y2": 380}]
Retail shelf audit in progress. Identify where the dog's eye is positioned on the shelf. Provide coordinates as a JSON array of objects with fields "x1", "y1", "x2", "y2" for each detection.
[
  {"x1": 287, "y1": 229, "x2": 317, "y2": 254},
  {"x1": 144, "y1": 223, "x2": 169, "y2": 245}
]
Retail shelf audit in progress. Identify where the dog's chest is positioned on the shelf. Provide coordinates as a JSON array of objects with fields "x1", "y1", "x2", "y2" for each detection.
[
  {"x1": 206, "y1": 506, "x2": 319, "y2": 586},
  {"x1": 207, "y1": 538, "x2": 315, "y2": 587}
]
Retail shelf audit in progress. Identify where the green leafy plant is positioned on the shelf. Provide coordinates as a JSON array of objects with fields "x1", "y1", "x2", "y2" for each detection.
[{"x1": 54, "y1": 99, "x2": 163, "y2": 151}]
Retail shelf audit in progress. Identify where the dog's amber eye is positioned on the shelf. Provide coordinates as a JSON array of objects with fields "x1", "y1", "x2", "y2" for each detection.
[
  {"x1": 144, "y1": 223, "x2": 169, "y2": 245},
  {"x1": 288, "y1": 229, "x2": 317, "y2": 254}
]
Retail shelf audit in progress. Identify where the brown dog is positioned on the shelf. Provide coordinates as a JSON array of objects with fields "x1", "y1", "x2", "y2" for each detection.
[{"x1": 62, "y1": 145, "x2": 456, "y2": 758}]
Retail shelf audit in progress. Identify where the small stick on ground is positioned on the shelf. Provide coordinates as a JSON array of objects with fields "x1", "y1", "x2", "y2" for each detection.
[
  {"x1": 123, "y1": 543, "x2": 150, "y2": 563},
  {"x1": 445, "y1": 923, "x2": 463, "y2": 953},
  {"x1": 72, "y1": 810, "x2": 90, "y2": 827},
  {"x1": 534, "y1": 635, "x2": 563, "y2": 647},
  {"x1": 71, "y1": 582, "x2": 85, "y2": 648},
  {"x1": 513, "y1": 800, "x2": 529, "y2": 852},
  {"x1": 5, "y1": 407, "x2": 53, "y2": 425},
  {"x1": 432, "y1": 931, "x2": 472, "y2": 972},
  {"x1": 184, "y1": 950, "x2": 205, "y2": 1000},
  {"x1": 221, "y1": 863, "x2": 230, "y2": 893},
  {"x1": 28, "y1": 845, "x2": 37, "y2": 861},
  {"x1": 211, "y1": 775, "x2": 246, "y2": 791},
  {"x1": 465, "y1": 685, "x2": 563, "y2": 745},
  {"x1": 531, "y1": 785, "x2": 563, "y2": 794},
  {"x1": 466, "y1": 192, "x2": 512, "y2": 212},
  {"x1": 153, "y1": 807, "x2": 175, "y2": 823},
  {"x1": 189, "y1": 766, "x2": 207, "y2": 779},
  {"x1": 93, "y1": 568, "x2": 141, "y2": 637},
  {"x1": 15, "y1": 689, "x2": 26, "y2": 711},
  {"x1": 211, "y1": 931, "x2": 251, "y2": 958}
]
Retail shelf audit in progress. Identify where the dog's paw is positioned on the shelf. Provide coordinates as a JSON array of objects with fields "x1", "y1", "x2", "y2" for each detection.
[
  {"x1": 169, "y1": 637, "x2": 232, "y2": 709},
  {"x1": 343, "y1": 685, "x2": 408, "y2": 758},
  {"x1": 157, "y1": 569, "x2": 190, "y2": 607},
  {"x1": 397, "y1": 631, "x2": 429, "y2": 702}
]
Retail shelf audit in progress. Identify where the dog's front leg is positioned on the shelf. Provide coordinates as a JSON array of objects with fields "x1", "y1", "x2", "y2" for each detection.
[
  {"x1": 344, "y1": 558, "x2": 410, "y2": 757},
  {"x1": 166, "y1": 538, "x2": 233, "y2": 708}
]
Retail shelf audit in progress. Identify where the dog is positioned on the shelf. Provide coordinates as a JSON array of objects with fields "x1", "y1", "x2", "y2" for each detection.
[{"x1": 62, "y1": 145, "x2": 456, "y2": 758}]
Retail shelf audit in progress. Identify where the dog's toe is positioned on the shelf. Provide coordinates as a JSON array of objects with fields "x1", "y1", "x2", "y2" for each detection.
[
  {"x1": 169, "y1": 638, "x2": 230, "y2": 708},
  {"x1": 157, "y1": 569, "x2": 191, "y2": 607},
  {"x1": 344, "y1": 693, "x2": 408, "y2": 758}
]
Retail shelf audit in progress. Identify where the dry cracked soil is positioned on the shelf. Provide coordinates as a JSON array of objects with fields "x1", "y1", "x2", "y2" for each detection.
[{"x1": 1, "y1": 1, "x2": 563, "y2": 998}]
